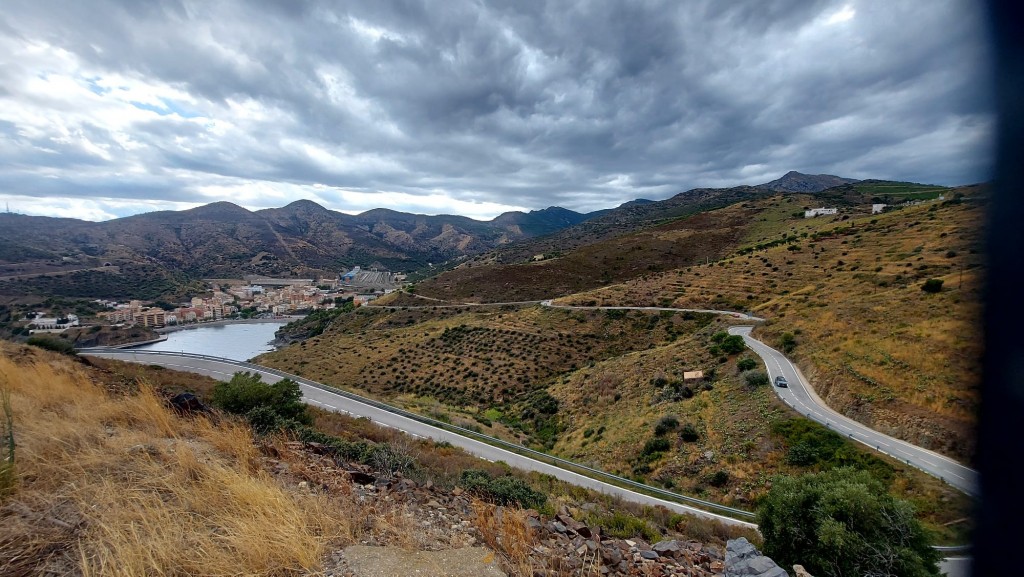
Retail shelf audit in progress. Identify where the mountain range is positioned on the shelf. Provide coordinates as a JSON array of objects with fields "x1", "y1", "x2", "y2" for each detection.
[{"x1": 0, "y1": 171, "x2": 865, "y2": 277}]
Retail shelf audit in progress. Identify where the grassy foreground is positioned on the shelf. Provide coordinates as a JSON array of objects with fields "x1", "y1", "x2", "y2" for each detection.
[{"x1": 0, "y1": 344, "x2": 345, "y2": 576}]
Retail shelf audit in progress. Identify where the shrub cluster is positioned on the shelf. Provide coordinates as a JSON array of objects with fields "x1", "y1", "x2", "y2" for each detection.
[
  {"x1": 26, "y1": 335, "x2": 76, "y2": 356},
  {"x1": 758, "y1": 468, "x2": 939, "y2": 577},
  {"x1": 210, "y1": 372, "x2": 312, "y2": 431},
  {"x1": 459, "y1": 469, "x2": 546, "y2": 509}
]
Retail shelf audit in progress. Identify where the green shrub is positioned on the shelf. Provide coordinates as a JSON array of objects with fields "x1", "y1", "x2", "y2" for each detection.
[
  {"x1": 737, "y1": 358, "x2": 757, "y2": 372},
  {"x1": 211, "y1": 372, "x2": 311, "y2": 425},
  {"x1": 680, "y1": 423, "x2": 699, "y2": 442},
  {"x1": 779, "y1": 333, "x2": 797, "y2": 353},
  {"x1": 771, "y1": 418, "x2": 894, "y2": 481},
  {"x1": 710, "y1": 331, "x2": 728, "y2": 344},
  {"x1": 708, "y1": 470, "x2": 730, "y2": 487},
  {"x1": 641, "y1": 437, "x2": 671, "y2": 456},
  {"x1": 595, "y1": 512, "x2": 660, "y2": 542},
  {"x1": 921, "y1": 278, "x2": 944, "y2": 293},
  {"x1": 719, "y1": 334, "x2": 746, "y2": 354},
  {"x1": 758, "y1": 468, "x2": 939, "y2": 577},
  {"x1": 654, "y1": 415, "x2": 679, "y2": 436},
  {"x1": 459, "y1": 469, "x2": 546, "y2": 509},
  {"x1": 744, "y1": 371, "x2": 770, "y2": 388},
  {"x1": 26, "y1": 335, "x2": 76, "y2": 356}
]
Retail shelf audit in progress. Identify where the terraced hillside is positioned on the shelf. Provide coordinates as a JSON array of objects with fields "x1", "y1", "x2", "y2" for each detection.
[
  {"x1": 258, "y1": 305, "x2": 716, "y2": 448},
  {"x1": 558, "y1": 186, "x2": 985, "y2": 462}
]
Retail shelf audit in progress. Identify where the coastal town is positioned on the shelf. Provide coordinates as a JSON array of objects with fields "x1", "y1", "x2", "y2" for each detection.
[{"x1": 24, "y1": 267, "x2": 404, "y2": 333}]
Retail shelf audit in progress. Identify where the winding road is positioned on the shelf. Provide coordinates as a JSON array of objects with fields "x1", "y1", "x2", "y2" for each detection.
[{"x1": 729, "y1": 326, "x2": 977, "y2": 496}]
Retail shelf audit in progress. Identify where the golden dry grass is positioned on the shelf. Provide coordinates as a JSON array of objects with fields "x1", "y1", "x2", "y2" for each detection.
[
  {"x1": 0, "y1": 345, "x2": 347, "y2": 576},
  {"x1": 472, "y1": 500, "x2": 536, "y2": 577}
]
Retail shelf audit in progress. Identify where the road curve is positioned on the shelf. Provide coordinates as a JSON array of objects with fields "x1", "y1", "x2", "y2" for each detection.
[
  {"x1": 82, "y1": 349, "x2": 757, "y2": 529},
  {"x1": 729, "y1": 326, "x2": 978, "y2": 496}
]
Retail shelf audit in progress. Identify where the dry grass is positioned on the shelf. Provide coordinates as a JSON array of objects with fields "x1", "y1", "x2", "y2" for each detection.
[
  {"x1": 0, "y1": 345, "x2": 347, "y2": 576},
  {"x1": 557, "y1": 190, "x2": 984, "y2": 462},
  {"x1": 472, "y1": 500, "x2": 536, "y2": 577}
]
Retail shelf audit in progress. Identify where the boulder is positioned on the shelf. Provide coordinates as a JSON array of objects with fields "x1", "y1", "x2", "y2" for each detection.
[
  {"x1": 725, "y1": 537, "x2": 789, "y2": 577},
  {"x1": 168, "y1": 393, "x2": 206, "y2": 414},
  {"x1": 793, "y1": 565, "x2": 813, "y2": 577},
  {"x1": 653, "y1": 539, "x2": 682, "y2": 556}
]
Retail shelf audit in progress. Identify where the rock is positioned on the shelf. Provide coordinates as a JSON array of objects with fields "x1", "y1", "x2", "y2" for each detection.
[
  {"x1": 343, "y1": 545, "x2": 506, "y2": 577},
  {"x1": 640, "y1": 550, "x2": 660, "y2": 560},
  {"x1": 550, "y1": 521, "x2": 567, "y2": 533},
  {"x1": 793, "y1": 565, "x2": 813, "y2": 577},
  {"x1": 725, "y1": 538, "x2": 789, "y2": 577},
  {"x1": 168, "y1": 393, "x2": 207, "y2": 414},
  {"x1": 653, "y1": 539, "x2": 682, "y2": 556},
  {"x1": 601, "y1": 546, "x2": 623, "y2": 565}
]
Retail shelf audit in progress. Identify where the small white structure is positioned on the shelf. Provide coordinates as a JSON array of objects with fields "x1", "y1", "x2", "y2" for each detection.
[
  {"x1": 804, "y1": 207, "x2": 838, "y2": 218},
  {"x1": 872, "y1": 203, "x2": 887, "y2": 214},
  {"x1": 28, "y1": 313, "x2": 80, "y2": 333}
]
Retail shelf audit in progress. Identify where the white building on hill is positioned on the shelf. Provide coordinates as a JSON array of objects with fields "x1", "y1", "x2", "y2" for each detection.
[{"x1": 804, "y1": 207, "x2": 838, "y2": 218}]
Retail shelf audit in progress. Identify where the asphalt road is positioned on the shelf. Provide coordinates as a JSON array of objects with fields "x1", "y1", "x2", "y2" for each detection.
[
  {"x1": 729, "y1": 326, "x2": 978, "y2": 496},
  {"x1": 83, "y1": 349, "x2": 757, "y2": 529}
]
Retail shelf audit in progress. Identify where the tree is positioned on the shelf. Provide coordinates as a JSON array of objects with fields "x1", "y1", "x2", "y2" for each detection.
[
  {"x1": 719, "y1": 334, "x2": 746, "y2": 355},
  {"x1": 758, "y1": 468, "x2": 940, "y2": 577},
  {"x1": 921, "y1": 279, "x2": 944, "y2": 293},
  {"x1": 737, "y1": 358, "x2": 757, "y2": 372}
]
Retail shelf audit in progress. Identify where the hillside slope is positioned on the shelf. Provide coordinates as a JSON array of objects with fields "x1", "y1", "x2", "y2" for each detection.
[{"x1": 558, "y1": 187, "x2": 984, "y2": 461}]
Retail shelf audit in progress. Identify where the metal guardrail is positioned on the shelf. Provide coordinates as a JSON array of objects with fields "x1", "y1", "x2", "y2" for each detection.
[{"x1": 86, "y1": 348, "x2": 757, "y2": 520}]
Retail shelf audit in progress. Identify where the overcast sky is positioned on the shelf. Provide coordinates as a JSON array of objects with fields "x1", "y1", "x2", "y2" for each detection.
[{"x1": 0, "y1": 1, "x2": 993, "y2": 221}]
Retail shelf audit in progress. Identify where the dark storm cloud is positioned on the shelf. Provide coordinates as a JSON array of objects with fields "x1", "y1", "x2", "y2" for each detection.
[{"x1": 0, "y1": 0, "x2": 993, "y2": 219}]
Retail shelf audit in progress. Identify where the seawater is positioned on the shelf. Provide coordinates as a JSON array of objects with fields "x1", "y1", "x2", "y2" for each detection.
[{"x1": 134, "y1": 321, "x2": 288, "y2": 361}]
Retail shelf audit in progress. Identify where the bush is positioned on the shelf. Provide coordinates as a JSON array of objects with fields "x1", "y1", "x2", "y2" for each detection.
[
  {"x1": 641, "y1": 437, "x2": 671, "y2": 456},
  {"x1": 459, "y1": 469, "x2": 546, "y2": 509},
  {"x1": 737, "y1": 358, "x2": 757, "y2": 372},
  {"x1": 921, "y1": 278, "x2": 944, "y2": 293},
  {"x1": 26, "y1": 335, "x2": 76, "y2": 356},
  {"x1": 654, "y1": 415, "x2": 679, "y2": 436},
  {"x1": 679, "y1": 423, "x2": 699, "y2": 442},
  {"x1": 779, "y1": 333, "x2": 797, "y2": 353},
  {"x1": 719, "y1": 334, "x2": 746, "y2": 355},
  {"x1": 744, "y1": 371, "x2": 770, "y2": 388},
  {"x1": 211, "y1": 372, "x2": 311, "y2": 425},
  {"x1": 708, "y1": 470, "x2": 730, "y2": 487},
  {"x1": 595, "y1": 512, "x2": 660, "y2": 542},
  {"x1": 758, "y1": 468, "x2": 940, "y2": 577},
  {"x1": 710, "y1": 331, "x2": 728, "y2": 344}
]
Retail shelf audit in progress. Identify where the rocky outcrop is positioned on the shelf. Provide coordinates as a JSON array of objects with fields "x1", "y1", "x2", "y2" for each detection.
[
  {"x1": 725, "y1": 537, "x2": 789, "y2": 577},
  {"x1": 269, "y1": 440, "x2": 732, "y2": 577}
]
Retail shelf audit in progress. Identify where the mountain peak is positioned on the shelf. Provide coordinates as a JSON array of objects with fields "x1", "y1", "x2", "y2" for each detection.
[{"x1": 756, "y1": 171, "x2": 859, "y2": 193}]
